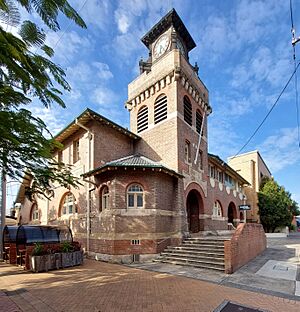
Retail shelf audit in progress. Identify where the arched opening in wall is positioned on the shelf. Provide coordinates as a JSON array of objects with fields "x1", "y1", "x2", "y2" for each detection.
[
  {"x1": 186, "y1": 189, "x2": 203, "y2": 233},
  {"x1": 227, "y1": 202, "x2": 237, "y2": 225},
  {"x1": 59, "y1": 192, "x2": 77, "y2": 217},
  {"x1": 196, "y1": 109, "x2": 203, "y2": 134},
  {"x1": 154, "y1": 94, "x2": 167, "y2": 124},
  {"x1": 100, "y1": 185, "x2": 109, "y2": 212},
  {"x1": 30, "y1": 203, "x2": 39, "y2": 222},
  {"x1": 183, "y1": 96, "x2": 192, "y2": 126},
  {"x1": 137, "y1": 105, "x2": 148, "y2": 133}
]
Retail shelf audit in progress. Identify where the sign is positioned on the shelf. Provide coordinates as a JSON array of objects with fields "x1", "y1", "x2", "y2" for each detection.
[{"x1": 239, "y1": 205, "x2": 251, "y2": 210}]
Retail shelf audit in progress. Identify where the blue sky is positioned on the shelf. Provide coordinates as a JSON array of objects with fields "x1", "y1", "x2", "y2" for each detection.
[{"x1": 5, "y1": 0, "x2": 300, "y2": 208}]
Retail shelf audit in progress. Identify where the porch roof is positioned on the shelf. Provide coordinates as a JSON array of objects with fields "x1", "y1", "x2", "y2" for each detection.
[{"x1": 83, "y1": 154, "x2": 183, "y2": 179}]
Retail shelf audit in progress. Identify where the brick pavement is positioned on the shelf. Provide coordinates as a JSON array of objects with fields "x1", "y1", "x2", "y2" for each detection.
[{"x1": 1, "y1": 260, "x2": 300, "y2": 312}]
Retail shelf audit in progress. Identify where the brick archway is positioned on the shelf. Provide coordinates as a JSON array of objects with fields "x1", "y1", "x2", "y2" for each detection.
[
  {"x1": 186, "y1": 189, "x2": 204, "y2": 233},
  {"x1": 228, "y1": 202, "x2": 237, "y2": 225}
]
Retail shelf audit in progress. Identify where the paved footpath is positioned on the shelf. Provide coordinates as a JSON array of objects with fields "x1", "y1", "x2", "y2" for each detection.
[{"x1": 1, "y1": 259, "x2": 300, "y2": 312}]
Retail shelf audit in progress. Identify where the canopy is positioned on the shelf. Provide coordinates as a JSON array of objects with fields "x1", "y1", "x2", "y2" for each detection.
[
  {"x1": 3, "y1": 225, "x2": 18, "y2": 244},
  {"x1": 16, "y1": 225, "x2": 73, "y2": 246}
]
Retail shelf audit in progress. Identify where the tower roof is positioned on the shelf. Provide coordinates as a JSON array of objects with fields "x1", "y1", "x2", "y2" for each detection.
[{"x1": 141, "y1": 8, "x2": 196, "y2": 52}]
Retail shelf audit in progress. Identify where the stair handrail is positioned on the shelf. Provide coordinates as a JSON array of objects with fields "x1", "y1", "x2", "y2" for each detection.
[{"x1": 227, "y1": 223, "x2": 236, "y2": 231}]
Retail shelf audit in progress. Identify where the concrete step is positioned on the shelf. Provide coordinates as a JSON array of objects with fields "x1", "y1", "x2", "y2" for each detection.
[
  {"x1": 183, "y1": 240, "x2": 224, "y2": 246},
  {"x1": 181, "y1": 243, "x2": 224, "y2": 250},
  {"x1": 160, "y1": 252, "x2": 224, "y2": 263},
  {"x1": 164, "y1": 248, "x2": 224, "y2": 257},
  {"x1": 154, "y1": 257, "x2": 225, "y2": 271}
]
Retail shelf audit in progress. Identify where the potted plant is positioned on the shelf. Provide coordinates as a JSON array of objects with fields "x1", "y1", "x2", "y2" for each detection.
[
  {"x1": 61, "y1": 241, "x2": 74, "y2": 268},
  {"x1": 30, "y1": 242, "x2": 47, "y2": 272}
]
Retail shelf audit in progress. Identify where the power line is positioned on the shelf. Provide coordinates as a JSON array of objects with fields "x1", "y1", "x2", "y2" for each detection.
[{"x1": 232, "y1": 61, "x2": 300, "y2": 159}]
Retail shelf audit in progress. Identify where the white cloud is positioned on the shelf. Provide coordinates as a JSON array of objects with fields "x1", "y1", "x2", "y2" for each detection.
[
  {"x1": 76, "y1": 0, "x2": 112, "y2": 31},
  {"x1": 30, "y1": 105, "x2": 65, "y2": 135},
  {"x1": 115, "y1": 10, "x2": 130, "y2": 34},
  {"x1": 258, "y1": 128, "x2": 300, "y2": 173},
  {"x1": 46, "y1": 31, "x2": 93, "y2": 64},
  {"x1": 92, "y1": 87, "x2": 119, "y2": 107},
  {"x1": 93, "y1": 62, "x2": 114, "y2": 80}
]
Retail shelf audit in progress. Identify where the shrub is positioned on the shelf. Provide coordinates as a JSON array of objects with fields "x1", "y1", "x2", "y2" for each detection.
[{"x1": 32, "y1": 242, "x2": 43, "y2": 256}]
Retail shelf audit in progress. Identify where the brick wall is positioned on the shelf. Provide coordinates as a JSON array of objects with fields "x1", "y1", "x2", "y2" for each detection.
[{"x1": 224, "y1": 223, "x2": 266, "y2": 274}]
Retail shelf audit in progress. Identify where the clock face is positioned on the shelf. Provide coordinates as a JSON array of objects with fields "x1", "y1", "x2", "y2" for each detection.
[
  {"x1": 153, "y1": 34, "x2": 170, "y2": 59},
  {"x1": 176, "y1": 38, "x2": 185, "y2": 55}
]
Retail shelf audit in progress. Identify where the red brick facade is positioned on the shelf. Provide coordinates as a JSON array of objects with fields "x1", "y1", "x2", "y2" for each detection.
[{"x1": 18, "y1": 10, "x2": 257, "y2": 264}]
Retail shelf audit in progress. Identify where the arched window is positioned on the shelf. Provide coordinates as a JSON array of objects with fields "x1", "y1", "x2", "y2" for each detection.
[
  {"x1": 30, "y1": 204, "x2": 39, "y2": 221},
  {"x1": 137, "y1": 106, "x2": 148, "y2": 133},
  {"x1": 127, "y1": 184, "x2": 144, "y2": 208},
  {"x1": 61, "y1": 192, "x2": 77, "y2": 215},
  {"x1": 213, "y1": 201, "x2": 222, "y2": 217},
  {"x1": 196, "y1": 109, "x2": 203, "y2": 134},
  {"x1": 183, "y1": 96, "x2": 192, "y2": 126},
  {"x1": 101, "y1": 186, "x2": 109, "y2": 211},
  {"x1": 154, "y1": 94, "x2": 167, "y2": 124}
]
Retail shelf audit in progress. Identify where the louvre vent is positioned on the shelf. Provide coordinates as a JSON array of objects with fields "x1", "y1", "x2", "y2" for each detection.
[
  {"x1": 137, "y1": 106, "x2": 148, "y2": 133},
  {"x1": 154, "y1": 95, "x2": 167, "y2": 124},
  {"x1": 184, "y1": 96, "x2": 192, "y2": 126},
  {"x1": 196, "y1": 110, "x2": 203, "y2": 134}
]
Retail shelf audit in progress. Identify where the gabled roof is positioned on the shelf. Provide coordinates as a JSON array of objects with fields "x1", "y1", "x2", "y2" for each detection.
[
  {"x1": 141, "y1": 8, "x2": 196, "y2": 52},
  {"x1": 54, "y1": 108, "x2": 140, "y2": 142},
  {"x1": 208, "y1": 153, "x2": 250, "y2": 185},
  {"x1": 83, "y1": 154, "x2": 183, "y2": 178}
]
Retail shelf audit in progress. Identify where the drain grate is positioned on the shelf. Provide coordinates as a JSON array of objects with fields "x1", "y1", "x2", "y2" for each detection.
[{"x1": 214, "y1": 301, "x2": 269, "y2": 312}]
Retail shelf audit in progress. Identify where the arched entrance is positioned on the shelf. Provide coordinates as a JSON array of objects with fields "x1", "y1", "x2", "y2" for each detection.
[
  {"x1": 186, "y1": 190, "x2": 203, "y2": 233},
  {"x1": 227, "y1": 202, "x2": 237, "y2": 225}
]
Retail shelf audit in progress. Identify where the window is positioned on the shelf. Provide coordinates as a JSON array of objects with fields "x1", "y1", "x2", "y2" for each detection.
[
  {"x1": 31, "y1": 204, "x2": 39, "y2": 221},
  {"x1": 185, "y1": 140, "x2": 191, "y2": 163},
  {"x1": 213, "y1": 201, "x2": 222, "y2": 217},
  {"x1": 137, "y1": 106, "x2": 148, "y2": 133},
  {"x1": 209, "y1": 165, "x2": 216, "y2": 179},
  {"x1": 225, "y1": 173, "x2": 235, "y2": 189},
  {"x1": 61, "y1": 192, "x2": 77, "y2": 215},
  {"x1": 217, "y1": 170, "x2": 223, "y2": 183},
  {"x1": 183, "y1": 96, "x2": 192, "y2": 126},
  {"x1": 73, "y1": 139, "x2": 80, "y2": 164},
  {"x1": 131, "y1": 239, "x2": 141, "y2": 245},
  {"x1": 58, "y1": 150, "x2": 63, "y2": 163},
  {"x1": 154, "y1": 94, "x2": 167, "y2": 124},
  {"x1": 101, "y1": 186, "x2": 109, "y2": 211},
  {"x1": 127, "y1": 184, "x2": 144, "y2": 208},
  {"x1": 196, "y1": 110, "x2": 203, "y2": 134}
]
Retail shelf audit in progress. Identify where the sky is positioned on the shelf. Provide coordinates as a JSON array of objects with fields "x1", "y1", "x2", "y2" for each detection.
[{"x1": 4, "y1": 0, "x2": 300, "y2": 209}]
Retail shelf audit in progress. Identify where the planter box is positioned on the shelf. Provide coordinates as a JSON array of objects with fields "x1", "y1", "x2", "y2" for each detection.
[
  {"x1": 30, "y1": 255, "x2": 48, "y2": 272},
  {"x1": 30, "y1": 251, "x2": 83, "y2": 272}
]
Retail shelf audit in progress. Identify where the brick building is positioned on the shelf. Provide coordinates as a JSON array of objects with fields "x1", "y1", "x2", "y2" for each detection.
[
  {"x1": 16, "y1": 9, "x2": 250, "y2": 263},
  {"x1": 228, "y1": 150, "x2": 272, "y2": 223}
]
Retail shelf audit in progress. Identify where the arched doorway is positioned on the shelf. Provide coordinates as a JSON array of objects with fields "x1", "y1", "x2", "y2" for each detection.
[
  {"x1": 227, "y1": 202, "x2": 237, "y2": 225},
  {"x1": 186, "y1": 190, "x2": 203, "y2": 233}
]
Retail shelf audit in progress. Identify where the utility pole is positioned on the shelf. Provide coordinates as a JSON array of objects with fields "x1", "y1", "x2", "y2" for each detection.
[{"x1": 0, "y1": 169, "x2": 6, "y2": 261}]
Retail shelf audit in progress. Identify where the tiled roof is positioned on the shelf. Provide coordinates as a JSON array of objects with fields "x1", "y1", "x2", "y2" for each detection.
[
  {"x1": 208, "y1": 153, "x2": 249, "y2": 185},
  {"x1": 83, "y1": 154, "x2": 183, "y2": 178},
  {"x1": 54, "y1": 108, "x2": 140, "y2": 143}
]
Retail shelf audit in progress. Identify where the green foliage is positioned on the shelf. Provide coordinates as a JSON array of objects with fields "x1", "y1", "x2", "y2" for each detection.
[
  {"x1": 0, "y1": 0, "x2": 86, "y2": 197},
  {"x1": 31, "y1": 242, "x2": 43, "y2": 256},
  {"x1": 61, "y1": 241, "x2": 73, "y2": 253},
  {"x1": 258, "y1": 178, "x2": 298, "y2": 233}
]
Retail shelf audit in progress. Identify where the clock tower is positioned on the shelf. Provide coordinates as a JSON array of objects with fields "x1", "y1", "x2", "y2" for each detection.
[{"x1": 126, "y1": 9, "x2": 212, "y2": 213}]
